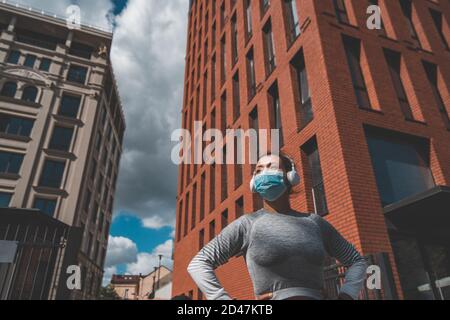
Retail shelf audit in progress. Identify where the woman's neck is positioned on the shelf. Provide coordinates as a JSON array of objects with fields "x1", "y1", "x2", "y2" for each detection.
[{"x1": 263, "y1": 193, "x2": 292, "y2": 214}]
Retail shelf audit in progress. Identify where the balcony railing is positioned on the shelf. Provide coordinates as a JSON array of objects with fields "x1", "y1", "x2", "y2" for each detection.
[{"x1": 323, "y1": 252, "x2": 398, "y2": 300}]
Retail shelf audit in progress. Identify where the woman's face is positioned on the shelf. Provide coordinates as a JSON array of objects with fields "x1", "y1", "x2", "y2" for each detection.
[{"x1": 254, "y1": 155, "x2": 286, "y2": 177}]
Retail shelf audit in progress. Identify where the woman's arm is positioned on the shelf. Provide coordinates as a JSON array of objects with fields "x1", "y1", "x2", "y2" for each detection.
[
  {"x1": 313, "y1": 215, "x2": 368, "y2": 300},
  {"x1": 187, "y1": 215, "x2": 252, "y2": 300}
]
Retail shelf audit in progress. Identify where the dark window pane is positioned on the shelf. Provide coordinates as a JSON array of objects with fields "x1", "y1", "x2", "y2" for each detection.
[
  {"x1": 303, "y1": 139, "x2": 328, "y2": 216},
  {"x1": 7, "y1": 50, "x2": 20, "y2": 64},
  {"x1": 67, "y1": 65, "x2": 88, "y2": 84},
  {"x1": 342, "y1": 35, "x2": 371, "y2": 109},
  {"x1": 39, "y1": 58, "x2": 52, "y2": 72},
  {"x1": 285, "y1": 0, "x2": 301, "y2": 43},
  {"x1": 49, "y1": 126, "x2": 74, "y2": 152},
  {"x1": 0, "y1": 114, "x2": 34, "y2": 137},
  {"x1": 15, "y1": 28, "x2": 64, "y2": 50},
  {"x1": 384, "y1": 49, "x2": 413, "y2": 119},
  {"x1": 21, "y1": 86, "x2": 38, "y2": 103},
  {"x1": 59, "y1": 94, "x2": 81, "y2": 118},
  {"x1": 39, "y1": 160, "x2": 65, "y2": 189},
  {"x1": 366, "y1": 129, "x2": 435, "y2": 206},
  {"x1": 0, "y1": 192, "x2": 12, "y2": 207},
  {"x1": 0, "y1": 151, "x2": 24, "y2": 174},
  {"x1": 69, "y1": 42, "x2": 93, "y2": 59},
  {"x1": 333, "y1": 0, "x2": 349, "y2": 24},
  {"x1": 291, "y1": 51, "x2": 313, "y2": 128},
  {"x1": 1, "y1": 82, "x2": 17, "y2": 98},
  {"x1": 33, "y1": 198, "x2": 57, "y2": 216},
  {"x1": 24, "y1": 54, "x2": 36, "y2": 68}
]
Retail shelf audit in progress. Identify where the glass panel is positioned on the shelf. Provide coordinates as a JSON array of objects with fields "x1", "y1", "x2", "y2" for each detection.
[{"x1": 366, "y1": 131, "x2": 435, "y2": 206}]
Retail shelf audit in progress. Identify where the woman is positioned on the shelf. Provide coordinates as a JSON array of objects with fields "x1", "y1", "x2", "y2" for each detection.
[{"x1": 187, "y1": 153, "x2": 368, "y2": 300}]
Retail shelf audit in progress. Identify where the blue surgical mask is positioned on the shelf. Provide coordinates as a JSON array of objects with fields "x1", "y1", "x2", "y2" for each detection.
[{"x1": 253, "y1": 170, "x2": 287, "y2": 202}]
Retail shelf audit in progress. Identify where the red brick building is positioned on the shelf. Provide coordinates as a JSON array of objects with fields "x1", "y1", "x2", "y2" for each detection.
[{"x1": 173, "y1": 0, "x2": 450, "y2": 300}]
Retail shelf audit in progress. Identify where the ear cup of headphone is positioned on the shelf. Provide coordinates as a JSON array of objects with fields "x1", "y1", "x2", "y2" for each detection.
[{"x1": 287, "y1": 169, "x2": 301, "y2": 186}]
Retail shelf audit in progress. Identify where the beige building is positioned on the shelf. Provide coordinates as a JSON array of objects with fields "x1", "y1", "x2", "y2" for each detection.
[
  {"x1": 111, "y1": 266, "x2": 173, "y2": 300},
  {"x1": 0, "y1": 1, "x2": 125, "y2": 300}
]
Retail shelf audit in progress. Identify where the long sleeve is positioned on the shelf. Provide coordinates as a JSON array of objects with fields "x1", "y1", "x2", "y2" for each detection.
[
  {"x1": 187, "y1": 215, "x2": 252, "y2": 300},
  {"x1": 313, "y1": 215, "x2": 368, "y2": 300}
]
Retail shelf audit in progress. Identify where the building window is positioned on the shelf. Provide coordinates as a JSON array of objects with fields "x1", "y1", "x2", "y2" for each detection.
[
  {"x1": 234, "y1": 136, "x2": 243, "y2": 188},
  {"x1": 212, "y1": 21, "x2": 217, "y2": 47},
  {"x1": 342, "y1": 35, "x2": 371, "y2": 110},
  {"x1": 221, "y1": 36, "x2": 226, "y2": 85},
  {"x1": 192, "y1": 184, "x2": 197, "y2": 230},
  {"x1": 261, "y1": 0, "x2": 270, "y2": 16},
  {"x1": 231, "y1": 15, "x2": 238, "y2": 65},
  {"x1": 220, "y1": 92, "x2": 227, "y2": 134},
  {"x1": 365, "y1": 128, "x2": 435, "y2": 207},
  {"x1": 368, "y1": 0, "x2": 385, "y2": 34},
  {"x1": 232, "y1": 72, "x2": 240, "y2": 122},
  {"x1": 1, "y1": 82, "x2": 17, "y2": 98},
  {"x1": 209, "y1": 219, "x2": 216, "y2": 241},
  {"x1": 246, "y1": 49, "x2": 256, "y2": 101},
  {"x1": 250, "y1": 107, "x2": 259, "y2": 159},
  {"x1": 333, "y1": 0, "x2": 349, "y2": 24},
  {"x1": 33, "y1": 198, "x2": 57, "y2": 216},
  {"x1": 422, "y1": 61, "x2": 450, "y2": 130},
  {"x1": 221, "y1": 209, "x2": 229, "y2": 230},
  {"x1": 211, "y1": 54, "x2": 216, "y2": 102},
  {"x1": 21, "y1": 86, "x2": 38, "y2": 103},
  {"x1": 24, "y1": 54, "x2": 37, "y2": 68},
  {"x1": 39, "y1": 58, "x2": 52, "y2": 72},
  {"x1": 245, "y1": 0, "x2": 253, "y2": 39},
  {"x1": 263, "y1": 21, "x2": 276, "y2": 75},
  {"x1": 49, "y1": 126, "x2": 74, "y2": 152},
  {"x1": 177, "y1": 200, "x2": 183, "y2": 242},
  {"x1": 0, "y1": 192, "x2": 12, "y2": 207},
  {"x1": 399, "y1": 0, "x2": 421, "y2": 48},
  {"x1": 284, "y1": 0, "x2": 301, "y2": 43},
  {"x1": 210, "y1": 163, "x2": 216, "y2": 212},
  {"x1": 67, "y1": 65, "x2": 88, "y2": 84},
  {"x1": 7, "y1": 50, "x2": 20, "y2": 64},
  {"x1": 383, "y1": 49, "x2": 413, "y2": 120},
  {"x1": 39, "y1": 160, "x2": 65, "y2": 189},
  {"x1": 220, "y1": 2, "x2": 225, "y2": 31},
  {"x1": 15, "y1": 28, "x2": 63, "y2": 50},
  {"x1": 0, "y1": 151, "x2": 24, "y2": 175},
  {"x1": 291, "y1": 51, "x2": 313, "y2": 129},
  {"x1": 200, "y1": 173, "x2": 206, "y2": 222},
  {"x1": 269, "y1": 83, "x2": 283, "y2": 147},
  {"x1": 303, "y1": 139, "x2": 328, "y2": 216},
  {"x1": 69, "y1": 42, "x2": 94, "y2": 60},
  {"x1": 221, "y1": 147, "x2": 228, "y2": 202},
  {"x1": 184, "y1": 192, "x2": 190, "y2": 236},
  {"x1": 59, "y1": 94, "x2": 81, "y2": 118},
  {"x1": 0, "y1": 114, "x2": 34, "y2": 137},
  {"x1": 429, "y1": 9, "x2": 449, "y2": 50}
]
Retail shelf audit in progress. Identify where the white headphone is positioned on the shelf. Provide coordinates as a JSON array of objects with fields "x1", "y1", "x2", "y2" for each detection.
[{"x1": 250, "y1": 155, "x2": 301, "y2": 193}]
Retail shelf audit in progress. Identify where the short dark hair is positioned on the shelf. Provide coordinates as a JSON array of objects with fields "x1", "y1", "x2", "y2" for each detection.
[{"x1": 258, "y1": 152, "x2": 293, "y2": 173}]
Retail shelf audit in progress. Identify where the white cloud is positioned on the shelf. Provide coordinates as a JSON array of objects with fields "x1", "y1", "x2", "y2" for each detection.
[
  {"x1": 105, "y1": 236, "x2": 138, "y2": 267},
  {"x1": 110, "y1": 0, "x2": 187, "y2": 226},
  {"x1": 102, "y1": 266, "x2": 118, "y2": 286},
  {"x1": 126, "y1": 239, "x2": 173, "y2": 275},
  {"x1": 142, "y1": 215, "x2": 173, "y2": 229}
]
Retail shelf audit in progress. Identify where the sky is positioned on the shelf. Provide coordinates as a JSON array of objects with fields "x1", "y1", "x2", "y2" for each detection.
[{"x1": 15, "y1": 0, "x2": 189, "y2": 284}]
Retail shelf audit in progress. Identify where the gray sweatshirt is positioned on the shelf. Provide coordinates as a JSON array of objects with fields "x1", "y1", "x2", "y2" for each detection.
[{"x1": 187, "y1": 209, "x2": 368, "y2": 300}]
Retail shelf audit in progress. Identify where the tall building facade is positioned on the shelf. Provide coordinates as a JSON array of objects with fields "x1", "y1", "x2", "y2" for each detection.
[
  {"x1": 0, "y1": 2, "x2": 125, "y2": 300},
  {"x1": 173, "y1": 0, "x2": 450, "y2": 300}
]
